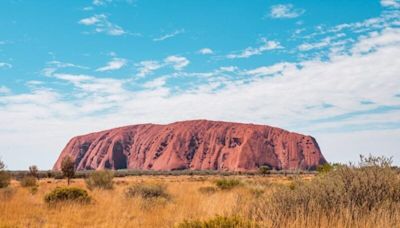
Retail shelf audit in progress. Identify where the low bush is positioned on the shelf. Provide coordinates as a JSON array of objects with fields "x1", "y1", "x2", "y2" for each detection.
[
  {"x1": 125, "y1": 183, "x2": 169, "y2": 199},
  {"x1": 259, "y1": 165, "x2": 271, "y2": 175},
  {"x1": 30, "y1": 185, "x2": 39, "y2": 195},
  {"x1": 20, "y1": 176, "x2": 38, "y2": 187},
  {"x1": 85, "y1": 170, "x2": 114, "y2": 190},
  {"x1": 176, "y1": 215, "x2": 257, "y2": 228},
  {"x1": 198, "y1": 186, "x2": 218, "y2": 195},
  {"x1": 44, "y1": 187, "x2": 91, "y2": 204},
  {"x1": 214, "y1": 178, "x2": 242, "y2": 190}
]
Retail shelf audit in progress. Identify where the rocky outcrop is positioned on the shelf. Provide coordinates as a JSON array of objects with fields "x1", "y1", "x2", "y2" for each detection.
[{"x1": 53, "y1": 120, "x2": 326, "y2": 171}]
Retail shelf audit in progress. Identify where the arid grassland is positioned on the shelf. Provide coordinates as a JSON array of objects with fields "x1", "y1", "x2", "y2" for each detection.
[{"x1": 1, "y1": 157, "x2": 400, "y2": 228}]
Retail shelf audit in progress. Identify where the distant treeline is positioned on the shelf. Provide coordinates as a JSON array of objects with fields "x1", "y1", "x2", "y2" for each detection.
[{"x1": 7, "y1": 169, "x2": 317, "y2": 179}]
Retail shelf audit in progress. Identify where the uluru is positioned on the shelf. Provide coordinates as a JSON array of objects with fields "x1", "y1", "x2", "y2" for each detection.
[{"x1": 53, "y1": 120, "x2": 326, "y2": 171}]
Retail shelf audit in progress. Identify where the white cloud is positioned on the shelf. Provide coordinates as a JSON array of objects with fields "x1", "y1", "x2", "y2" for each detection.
[
  {"x1": 153, "y1": 29, "x2": 184, "y2": 42},
  {"x1": 269, "y1": 4, "x2": 305, "y2": 19},
  {"x1": 41, "y1": 61, "x2": 88, "y2": 77},
  {"x1": 352, "y1": 28, "x2": 400, "y2": 54},
  {"x1": 219, "y1": 66, "x2": 238, "y2": 72},
  {"x1": 0, "y1": 86, "x2": 10, "y2": 94},
  {"x1": 79, "y1": 15, "x2": 101, "y2": 25},
  {"x1": 135, "y1": 61, "x2": 162, "y2": 77},
  {"x1": 79, "y1": 14, "x2": 126, "y2": 36},
  {"x1": 381, "y1": 0, "x2": 400, "y2": 8},
  {"x1": 298, "y1": 37, "x2": 332, "y2": 51},
  {"x1": 135, "y1": 55, "x2": 190, "y2": 77},
  {"x1": 92, "y1": 0, "x2": 134, "y2": 6},
  {"x1": 142, "y1": 77, "x2": 167, "y2": 89},
  {"x1": 0, "y1": 62, "x2": 12, "y2": 69},
  {"x1": 96, "y1": 58, "x2": 127, "y2": 72},
  {"x1": 227, "y1": 38, "x2": 282, "y2": 59},
  {"x1": 198, "y1": 48, "x2": 214, "y2": 55},
  {"x1": 164, "y1": 55, "x2": 190, "y2": 70},
  {"x1": 244, "y1": 62, "x2": 293, "y2": 77}
]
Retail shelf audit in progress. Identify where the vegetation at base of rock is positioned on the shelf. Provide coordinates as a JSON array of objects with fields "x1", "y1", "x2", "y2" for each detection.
[
  {"x1": 0, "y1": 159, "x2": 11, "y2": 188},
  {"x1": 124, "y1": 183, "x2": 169, "y2": 199},
  {"x1": 61, "y1": 156, "x2": 75, "y2": 185},
  {"x1": 44, "y1": 187, "x2": 91, "y2": 204},
  {"x1": 85, "y1": 170, "x2": 114, "y2": 190},
  {"x1": 20, "y1": 176, "x2": 38, "y2": 187},
  {"x1": 214, "y1": 178, "x2": 242, "y2": 190},
  {"x1": 259, "y1": 165, "x2": 271, "y2": 175},
  {"x1": 176, "y1": 215, "x2": 257, "y2": 228}
]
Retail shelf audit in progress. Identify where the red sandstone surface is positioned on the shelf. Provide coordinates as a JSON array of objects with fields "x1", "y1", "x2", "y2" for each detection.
[{"x1": 53, "y1": 120, "x2": 326, "y2": 171}]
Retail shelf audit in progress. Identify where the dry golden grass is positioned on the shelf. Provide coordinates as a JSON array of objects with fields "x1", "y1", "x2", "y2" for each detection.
[
  {"x1": 0, "y1": 175, "x2": 280, "y2": 228},
  {"x1": 0, "y1": 173, "x2": 399, "y2": 228}
]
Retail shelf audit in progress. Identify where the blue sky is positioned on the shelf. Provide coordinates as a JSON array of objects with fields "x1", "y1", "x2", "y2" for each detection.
[{"x1": 0, "y1": 0, "x2": 399, "y2": 169}]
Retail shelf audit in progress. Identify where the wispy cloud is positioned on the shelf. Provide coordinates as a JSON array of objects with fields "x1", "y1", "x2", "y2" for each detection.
[
  {"x1": 96, "y1": 58, "x2": 127, "y2": 72},
  {"x1": 227, "y1": 38, "x2": 282, "y2": 59},
  {"x1": 153, "y1": 29, "x2": 184, "y2": 42},
  {"x1": 92, "y1": 0, "x2": 135, "y2": 6},
  {"x1": 79, "y1": 14, "x2": 126, "y2": 36},
  {"x1": 164, "y1": 55, "x2": 189, "y2": 70},
  {"x1": 218, "y1": 66, "x2": 238, "y2": 72},
  {"x1": 0, "y1": 62, "x2": 12, "y2": 69},
  {"x1": 298, "y1": 37, "x2": 332, "y2": 51},
  {"x1": 198, "y1": 48, "x2": 214, "y2": 55},
  {"x1": 0, "y1": 86, "x2": 10, "y2": 94},
  {"x1": 135, "y1": 61, "x2": 163, "y2": 77},
  {"x1": 381, "y1": 0, "x2": 400, "y2": 8},
  {"x1": 244, "y1": 62, "x2": 292, "y2": 77},
  {"x1": 269, "y1": 4, "x2": 305, "y2": 19},
  {"x1": 41, "y1": 61, "x2": 88, "y2": 77},
  {"x1": 135, "y1": 55, "x2": 190, "y2": 77},
  {"x1": 92, "y1": 0, "x2": 111, "y2": 6}
]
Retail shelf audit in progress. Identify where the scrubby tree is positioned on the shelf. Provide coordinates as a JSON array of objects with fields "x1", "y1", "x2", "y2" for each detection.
[
  {"x1": 0, "y1": 159, "x2": 4, "y2": 170},
  {"x1": 29, "y1": 165, "x2": 39, "y2": 179},
  {"x1": 61, "y1": 156, "x2": 75, "y2": 185},
  {"x1": 0, "y1": 158, "x2": 11, "y2": 188}
]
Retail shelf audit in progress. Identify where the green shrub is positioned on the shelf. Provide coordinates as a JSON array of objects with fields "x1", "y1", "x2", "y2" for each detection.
[
  {"x1": 176, "y1": 215, "x2": 257, "y2": 228},
  {"x1": 316, "y1": 163, "x2": 334, "y2": 174},
  {"x1": 44, "y1": 187, "x2": 91, "y2": 204},
  {"x1": 198, "y1": 186, "x2": 218, "y2": 195},
  {"x1": 125, "y1": 183, "x2": 169, "y2": 199},
  {"x1": 85, "y1": 170, "x2": 114, "y2": 190},
  {"x1": 214, "y1": 178, "x2": 242, "y2": 190},
  {"x1": 20, "y1": 176, "x2": 38, "y2": 187}
]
